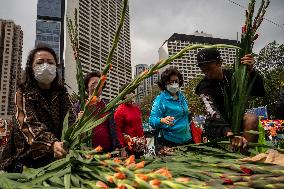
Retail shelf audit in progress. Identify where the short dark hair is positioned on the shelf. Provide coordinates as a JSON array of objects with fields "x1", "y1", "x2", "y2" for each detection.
[
  {"x1": 157, "y1": 67, "x2": 183, "y2": 91},
  {"x1": 84, "y1": 71, "x2": 106, "y2": 92},
  {"x1": 20, "y1": 44, "x2": 62, "y2": 90}
]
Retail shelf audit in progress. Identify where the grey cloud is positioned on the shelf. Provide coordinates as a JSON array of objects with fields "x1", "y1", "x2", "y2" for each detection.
[{"x1": 130, "y1": 0, "x2": 284, "y2": 67}]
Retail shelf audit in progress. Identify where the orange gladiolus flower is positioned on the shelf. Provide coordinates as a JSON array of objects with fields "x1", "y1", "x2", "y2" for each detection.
[
  {"x1": 106, "y1": 153, "x2": 112, "y2": 158},
  {"x1": 116, "y1": 184, "x2": 126, "y2": 189},
  {"x1": 84, "y1": 154, "x2": 94, "y2": 159},
  {"x1": 136, "y1": 174, "x2": 148, "y2": 181},
  {"x1": 114, "y1": 172, "x2": 126, "y2": 180},
  {"x1": 113, "y1": 157, "x2": 122, "y2": 164},
  {"x1": 149, "y1": 179, "x2": 161, "y2": 188},
  {"x1": 175, "y1": 177, "x2": 190, "y2": 183},
  {"x1": 94, "y1": 145, "x2": 103, "y2": 152},
  {"x1": 135, "y1": 161, "x2": 145, "y2": 169},
  {"x1": 141, "y1": 70, "x2": 148, "y2": 76},
  {"x1": 97, "y1": 75, "x2": 107, "y2": 92},
  {"x1": 106, "y1": 176, "x2": 114, "y2": 183},
  {"x1": 90, "y1": 96, "x2": 98, "y2": 106},
  {"x1": 242, "y1": 25, "x2": 247, "y2": 33},
  {"x1": 154, "y1": 168, "x2": 172, "y2": 179},
  {"x1": 124, "y1": 155, "x2": 135, "y2": 166},
  {"x1": 96, "y1": 181, "x2": 108, "y2": 188}
]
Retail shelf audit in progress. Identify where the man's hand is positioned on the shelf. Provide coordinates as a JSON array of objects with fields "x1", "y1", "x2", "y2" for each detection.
[
  {"x1": 53, "y1": 141, "x2": 67, "y2": 159},
  {"x1": 226, "y1": 132, "x2": 248, "y2": 151},
  {"x1": 241, "y1": 54, "x2": 255, "y2": 73},
  {"x1": 160, "y1": 116, "x2": 175, "y2": 126}
]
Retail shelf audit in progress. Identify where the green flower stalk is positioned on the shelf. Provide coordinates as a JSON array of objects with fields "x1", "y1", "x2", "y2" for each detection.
[
  {"x1": 67, "y1": 9, "x2": 86, "y2": 110},
  {"x1": 228, "y1": 0, "x2": 270, "y2": 134}
]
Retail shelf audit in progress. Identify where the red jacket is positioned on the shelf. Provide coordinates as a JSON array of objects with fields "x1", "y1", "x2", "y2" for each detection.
[{"x1": 114, "y1": 103, "x2": 144, "y2": 147}]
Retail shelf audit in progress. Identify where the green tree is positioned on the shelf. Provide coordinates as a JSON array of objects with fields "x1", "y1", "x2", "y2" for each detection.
[
  {"x1": 249, "y1": 41, "x2": 284, "y2": 116},
  {"x1": 184, "y1": 76, "x2": 205, "y2": 116},
  {"x1": 255, "y1": 41, "x2": 284, "y2": 75},
  {"x1": 138, "y1": 85, "x2": 160, "y2": 123}
]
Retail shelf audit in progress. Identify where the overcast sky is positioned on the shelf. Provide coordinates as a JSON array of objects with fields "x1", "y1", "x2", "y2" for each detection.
[{"x1": 0, "y1": 0, "x2": 283, "y2": 69}]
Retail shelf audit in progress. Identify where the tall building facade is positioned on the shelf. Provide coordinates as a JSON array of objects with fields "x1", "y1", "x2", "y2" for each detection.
[
  {"x1": 35, "y1": 0, "x2": 65, "y2": 78},
  {"x1": 134, "y1": 64, "x2": 160, "y2": 103},
  {"x1": 159, "y1": 32, "x2": 238, "y2": 90},
  {"x1": 0, "y1": 20, "x2": 23, "y2": 120},
  {"x1": 65, "y1": 0, "x2": 132, "y2": 100}
]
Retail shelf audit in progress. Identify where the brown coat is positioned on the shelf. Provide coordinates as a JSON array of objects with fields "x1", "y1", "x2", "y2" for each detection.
[{"x1": 0, "y1": 85, "x2": 76, "y2": 171}]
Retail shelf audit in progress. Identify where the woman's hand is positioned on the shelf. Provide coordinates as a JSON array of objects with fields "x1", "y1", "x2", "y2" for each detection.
[
  {"x1": 241, "y1": 54, "x2": 255, "y2": 73},
  {"x1": 160, "y1": 116, "x2": 175, "y2": 126},
  {"x1": 77, "y1": 111, "x2": 84, "y2": 120},
  {"x1": 53, "y1": 141, "x2": 67, "y2": 159}
]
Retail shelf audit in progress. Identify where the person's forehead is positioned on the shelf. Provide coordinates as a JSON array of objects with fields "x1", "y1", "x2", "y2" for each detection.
[
  {"x1": 201, "y1": 62, "x2": 217, "y2": 69},
  {"x1": 89, "y1": 76, "x2": 99, "y2": 83},
  {"x1": 34, "y1": 51, "x2": 54, "y2": 59},
  {"x1": 169, "y1": 75, "x2": 178, "y2": 79}
]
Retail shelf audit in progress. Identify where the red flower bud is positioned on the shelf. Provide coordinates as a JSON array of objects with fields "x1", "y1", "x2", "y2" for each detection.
[
  {"x1": 254, "y1": 33, "x2": 259, "y2": 41},
  {"x1": 242, "y1": 25, "x2": 247, "y2": 33}
]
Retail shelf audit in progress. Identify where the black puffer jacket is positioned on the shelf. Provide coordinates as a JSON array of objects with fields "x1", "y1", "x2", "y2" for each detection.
[{"x1": 195, "y1": 69, "x2": 265, "y2": 139}]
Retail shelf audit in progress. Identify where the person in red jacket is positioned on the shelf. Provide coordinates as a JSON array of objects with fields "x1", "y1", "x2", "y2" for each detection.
[{"x1": 114, "y1": 84, "x2": 146, "y2": 158}]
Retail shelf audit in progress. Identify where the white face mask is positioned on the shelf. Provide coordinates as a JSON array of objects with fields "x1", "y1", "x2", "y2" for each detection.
[
  {"x1": 33, "y1": 63, "x2": 56, "y2": 85},
  {"x1": 166, "y1": 83, "x2": 180, "y2": 94}
]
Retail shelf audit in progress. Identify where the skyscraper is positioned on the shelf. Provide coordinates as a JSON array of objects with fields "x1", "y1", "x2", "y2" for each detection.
[
  {"x1": 0, "y1": 20, "x2": 23, "y2": 120},
  {"x1": 134, "y1": 64, "x2": 160, "y2": 103},
  {"x1": 35, "y1": 0, "x2": 65, "y2": 78},
  {"x1": 65, "y1": 0, "x2": 132, "y2": 100},
  {"x1": 135, "y1": 64, "x2": 148, "y2": 102},
  {"x1": 159, "y1": 32, "x2": 238, "y2": 90}
]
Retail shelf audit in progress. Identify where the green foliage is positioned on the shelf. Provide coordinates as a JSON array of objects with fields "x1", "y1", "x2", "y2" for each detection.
[
  {"x1": 66, "y1": 9, "x2": 86, "y2": 110},
  {"x1": 249, "y1": 41, "x2": 284, "y2": 116},
  {"x1": 139, "y1": 85, "x2": 160, "y2": 123},
  {"x1": 226, "y1": 0, "x2": 270, "y2": 134},
  {"x1": 184, "y1": 76, "x2": 204, "y2": 116}
]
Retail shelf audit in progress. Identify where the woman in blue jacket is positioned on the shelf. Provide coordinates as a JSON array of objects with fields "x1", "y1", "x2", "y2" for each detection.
[{"x1": 149, "y1": 67, "x2": 192, "y2": 147}]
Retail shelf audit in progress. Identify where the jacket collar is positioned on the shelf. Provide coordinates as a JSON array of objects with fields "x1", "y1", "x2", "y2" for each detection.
[
  {"x1": 25, "y1": 85, "x2": 61, "y2": 114},
  {"x1": 163, "y1": 90, "x2": 181, "y2": 100}
]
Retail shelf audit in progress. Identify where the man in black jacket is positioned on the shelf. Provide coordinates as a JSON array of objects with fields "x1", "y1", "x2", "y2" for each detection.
[{"x1": 195, "y1": 48, "x2": 265, "y2": 150}]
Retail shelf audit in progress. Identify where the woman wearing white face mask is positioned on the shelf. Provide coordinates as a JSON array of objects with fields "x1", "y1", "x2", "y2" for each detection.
[
  {"x1": 0, "y1": 45, "x2": 76, "y2": 172},
  {"x1": 149, "y1": 67, "x2": 193, "y2": 148}
]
